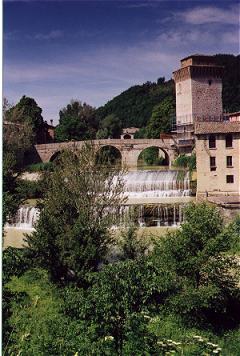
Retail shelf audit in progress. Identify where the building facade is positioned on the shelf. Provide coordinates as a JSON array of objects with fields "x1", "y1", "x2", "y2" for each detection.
[{"x1": 195, "y1": 121, "x2": 240, "y2": 199}]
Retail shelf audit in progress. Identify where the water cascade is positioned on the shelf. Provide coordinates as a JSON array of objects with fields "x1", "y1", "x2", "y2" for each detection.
[
  {"x1": 118, "y1": 204, "x2": 184, "y2": 227},
  {"x1": 123, "y1": 170, "x2": 190, "y2": 198},
  {"x1": 6, "y1": 206, "x2": 40, "y2": 230},
  {"x1": 5, "y1": 171, "x2": 191, "y2": 231}
]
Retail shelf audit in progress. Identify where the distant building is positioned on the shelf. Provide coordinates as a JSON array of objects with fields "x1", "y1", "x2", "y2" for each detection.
[
  {"x1": 173, "y1": 54, "x2": 224, "y2": 153},
  {"x1": 121, "y1": 127, "x2": 139, "y2": 139},
  {"x1": 195, "y1": 121, "x2": 240, "y2": 200},
  {"x1": 225, "y1": 111, "x2": 240, "y2": 122}
]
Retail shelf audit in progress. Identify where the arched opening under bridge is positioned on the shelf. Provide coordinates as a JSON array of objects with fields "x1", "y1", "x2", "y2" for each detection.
[
  {"x1": 137, "y1": 146, "x2": 169, "y2": 168},
  {"x1": 123, "y1": 134, "x2": 132, "y2": 139},
  {"x1": 49, "y1": 151, "x2": 63, "y2": 163},
  {"x1": 96, "y1": 145, "x2": 122, "y2": 167}
]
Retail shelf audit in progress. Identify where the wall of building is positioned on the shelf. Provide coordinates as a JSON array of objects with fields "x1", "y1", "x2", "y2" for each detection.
[
  {"x1": 176, "y1": 78, "x2": 193, "y2": 125},
  {"x1": 191, "y1": 77, "x2": 222, "y2": 119},
  {"x1": 196, "y1": 133, "x2": 240, "y2": 197}
]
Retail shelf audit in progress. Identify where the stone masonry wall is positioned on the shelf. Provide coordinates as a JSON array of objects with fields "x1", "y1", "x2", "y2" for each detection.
[{"x1": 191, "y1": 77, "x2": 222, "y2": 119}]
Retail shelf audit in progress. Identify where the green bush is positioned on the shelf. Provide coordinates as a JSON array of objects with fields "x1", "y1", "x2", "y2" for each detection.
[
  {"x1": 26, "y1": 162, "x2": 53, "y2": 172},
  {"x1": 16, "y1": 179, "x2": 44, "y2": 199},
  {"x1": 174, "y1": 153, "x2": 196, "y2": 171}
]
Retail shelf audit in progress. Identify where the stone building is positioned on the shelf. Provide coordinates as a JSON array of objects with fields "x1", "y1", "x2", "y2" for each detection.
[
  {"x1": 173, "y1": 54, "x2": 224, "y2": 153},
  {"x1": 195, "y1": 121, "x2": 240, "y2": 202},
  {"x1": 121, "y1": 127, "x2": 139, "y2": 139}
]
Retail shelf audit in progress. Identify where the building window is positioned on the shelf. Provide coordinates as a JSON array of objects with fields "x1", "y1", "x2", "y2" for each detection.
[
  {"x1": 226, "y1": 156, "x2": 233, "y2": 167},
  {"x1": 209, "y1": 135, "x2": 216, "y2": 149},
  {"x1": 226, "y1": 134, "x2": 233, "y2": 148},
  {"x1": 210, "y1": 156, "x2": 216, "y2": 171},
  {"x1": 208, "y1": 79, "x2": 212, "y2": 86},
  {"x1": 226, "y1": 175, "x2": 234, "y2": 183}
]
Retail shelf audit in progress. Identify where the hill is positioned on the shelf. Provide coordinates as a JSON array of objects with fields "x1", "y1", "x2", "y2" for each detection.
[{"x1": 96, "y1": 54, "x2": 240, "y2": 129}]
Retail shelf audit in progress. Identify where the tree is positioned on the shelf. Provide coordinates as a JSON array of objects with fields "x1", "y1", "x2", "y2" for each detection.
[
  {"x1": 96, "y1": 114, "x2": 121, "y2": 139},
  {"x1": 146, "y1": 96, "x2": 175, "y2": 138},
  {"x1": 3, "y1": 99, "x2": 34, "y2": 226},
  {"x1": 153, "y1": 203, "x2": 240, "y2": 327},
  {"x1": 26, "y1": 144, "x2": 126, "y2": 283},
  {"x1": 6, "y1": 95, "x2": 44, "y2": 143},
  {"x1": 61, "y1": 257, "x2": 176, "y2": 355},
  {"x1": 55, "y1": 100, "x2": 97, "y2": 142}
]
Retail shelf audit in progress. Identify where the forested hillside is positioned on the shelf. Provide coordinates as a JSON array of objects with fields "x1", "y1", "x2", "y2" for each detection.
[
  {"x1": 96, "y1": 54, "x2": 240, "y2": 129},
  {"x1": 96, "y1": 78, "x2": 175, "y2": 128},
  {"x1": 215, "y1": 54, "x2": 240, "y2": 113}
]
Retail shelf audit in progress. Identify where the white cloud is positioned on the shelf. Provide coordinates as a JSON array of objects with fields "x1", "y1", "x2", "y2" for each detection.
[
  {"x1": 32, "y1": 30, "x2": 63, "y2": 40},
  {"x1": 179, "y1": 5, "x2": 239, "y2": 25}
]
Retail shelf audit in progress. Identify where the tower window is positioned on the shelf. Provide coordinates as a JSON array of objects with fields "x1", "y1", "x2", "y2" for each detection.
[
  {"x1": 226, "y1": 134, "x2": 233, "y2": 148},
  {"x1": 226, "y1": 156, "x2": 233, "y2": 167},
  {"x1": 209, "y1": 135, "x2": 216, "y2": 149},
  {"x1": 208, "y1": 79, "x2": 212, "y2": 86},
  {"x1": 226, "y1": 175, "x2": 234, "y2": 183},
  {"x1": 210, "y1": 156, "x2": 216, "y2": 171}
]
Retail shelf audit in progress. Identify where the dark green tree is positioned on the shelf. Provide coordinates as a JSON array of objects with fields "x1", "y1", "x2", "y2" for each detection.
[
  {"x1": 96, "y1": 114, "x2": 121, "y2": 139},
  {"x1": 6, "y1": 95, "x2": 44, "y2": 143},
  {"x1": 26, "y1": 144, "x2": 126, "y2": 283},
  {"x1": 154, "y1": 203, "x2": 240, "y2": 327},
  {"x1": 3, "y1": 100, "x2": 34, "y2": 226},
  {"x1": 55, "y1": 100, "x2": 97, "y2": 142},
  {"x1": 146, "y1": 96, "x2": 175, "y2": 138}
]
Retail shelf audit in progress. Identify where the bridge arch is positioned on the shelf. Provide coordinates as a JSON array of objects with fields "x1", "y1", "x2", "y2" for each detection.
[
  {"x1": 49, "y1": 150, "x2": 63, "y2": 162},
  {"x1": 96, "y1": 145, "x2": 122, "y2": 166},
  {"x1": 137, "y1": 146, "x2": 169, "y2": 167}
]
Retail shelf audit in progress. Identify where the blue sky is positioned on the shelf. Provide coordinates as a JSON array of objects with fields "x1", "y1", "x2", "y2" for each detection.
[{"x1": 3, "y1": 0, "x2": 240, "y2": 124}]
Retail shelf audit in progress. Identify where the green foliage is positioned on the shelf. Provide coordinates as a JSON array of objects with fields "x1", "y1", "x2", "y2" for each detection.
[
  {"x1": 3, "y1": 151, "x2": 22, "y2": 226},
  {"x1": 4, "y1": 269, "x2": 68, "y2": 355},
  {"x1": 153, "y1": 203, "x2": 240, "y2": 327},
  {"x1": 3, "y1": 204, "x2": 240, "y2": 355},
  {"x1": 139, "y1": 147, "x2": 166, "y2": 166},
  {"x1": 222, "y1": 215, "x2": 240, "y2": 255},
  {"x1": 26, "y1": 162, "x2": 54, "y2": 172},
  {"x1": 6, "y1": 95, "x2": 44, "y2": 143},
  {"x1": 62, "y1": 257, "x2": 176, "y2": 354},
  {"x1": 55, "y1": 100, "x2": 97, "y2": 142},
  {"x1": 16, "y1": 179, "x2": 45, "y2": 200},
  {"x1": 214, "y1": 54, "x2": 240, "y2": 113},
  {"x1": 174, "y1": 153, "x2": 196, "y2": 172},
  {"x1": 2, "y1": 248, "x2": 32, "y2": 350},
  {"x1": 26, "y1": 145, "x2": 126, "y2": 283},
  {"x1": 146, "y1": 96, "x2": 175, "y2": 138},
  {"x1": 118, "y1": 224, "x2": 150, "y2": 260},
  {"x1": 96, "y1": 79, "x2": 175, "y2": 129},
  {"x1": 96, "y1": 146, "x2": 122, "y2": 166},
  {"x1": 96, "y1": 113, "x2": 122, "y2": 139}
]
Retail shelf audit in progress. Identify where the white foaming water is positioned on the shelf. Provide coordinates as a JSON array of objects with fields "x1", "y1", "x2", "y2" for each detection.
[
  {"x1": 6, "y1": 206, "x2": 39, "y2": 230},
  {"x1": 6, "y1": 171, "x2": 190, "y2": 231},
  {"x1": 122, "y1": 170, "x2": 190, "y2": 198}
]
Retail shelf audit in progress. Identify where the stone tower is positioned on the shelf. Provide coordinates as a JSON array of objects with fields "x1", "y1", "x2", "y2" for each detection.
[{"x1": 173, "y1": 54, "x2": 224, "y2": 153}]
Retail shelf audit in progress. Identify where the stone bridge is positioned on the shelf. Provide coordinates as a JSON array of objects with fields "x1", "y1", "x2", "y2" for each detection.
[{"x1": 35, "y1": 138, "x2": 177, "y2": 168}]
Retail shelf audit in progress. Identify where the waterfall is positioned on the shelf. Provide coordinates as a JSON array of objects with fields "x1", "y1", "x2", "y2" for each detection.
[
  {"x1": 120, "y1": 204, "x2": 185, "y2": 227},
  {"x1": 122, "y1": 170, "x2": 191, "y2": 198},
  {"x1": 6, "y1": 206, "x2": 40, "y2": 230}
]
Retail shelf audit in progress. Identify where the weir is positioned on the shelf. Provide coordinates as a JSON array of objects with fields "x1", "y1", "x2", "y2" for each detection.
[
  {"x1": 123, "y1": 170, "x2": 190, "y2": 198},
  {"x1": 6, "y1": 206, "x2": 40, "y2": 230},
  {"x1": 6, "y1": 170, "x2": 192, "y2": 231}
]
